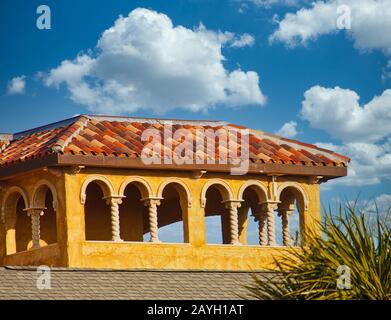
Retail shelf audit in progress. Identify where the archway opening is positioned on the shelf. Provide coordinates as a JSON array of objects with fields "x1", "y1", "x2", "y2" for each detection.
[
  {"x1": 35, "y1": 186, "x2": 57, "y2": 246},
  {"x1": 157, "y1": 183, "x2": 187, "y2": 243},
  {"x1": 84, "y1": 182, "x2": 112, "y2": 241},
  {"x1": 204, "y1": 185, "x2": 230, "y2": 244},
  {"x1": 3, "y1": 190, "x2": 29, "y2": 254},
  {"x1": 278, "y1": 186, "x2": 304, "y2": 246},
  {"x1": 15, "y1": 196, "x2": 30, "y2": 252},
  {"x1": 241, "y1": 187, "x2": 262, "y2": 245},
  {"x1": 119, "y1": 183, "x2": 148, "y2": 242}
]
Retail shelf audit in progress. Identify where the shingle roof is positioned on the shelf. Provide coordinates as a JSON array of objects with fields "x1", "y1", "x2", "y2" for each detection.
[
  {"x1": 0, "y1": 114, "x2": 349, "y2": 170},
  {"x1": 0, "y1": 266, "x2": 266, "y2": 300}
]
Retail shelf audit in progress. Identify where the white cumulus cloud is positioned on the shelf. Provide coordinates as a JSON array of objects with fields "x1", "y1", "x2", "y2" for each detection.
[
  {"x1": 7, "y1": 75, "x2": 26, "y2": 95},
  {"x1": 270, "y1": 0, "x2": 391, "y2": 76},
  {"x1": 44, "y1": 8, "x2": 266, "y2": 114},
  {"x1": 301, "y1": 85, "x2": 391, "y2": 186},
  {"x1": 301, "y1": 86, "x2": 391, "y2": 143},
  {"x1": 229, "y1": 33, "x2": 255, "y2": 48},
  {"x1": 317, "y1": 141, "x2": 391, "y2": 186},
  {"x1": 276, "y1": 121, "x2": 298, "y2": 138}
]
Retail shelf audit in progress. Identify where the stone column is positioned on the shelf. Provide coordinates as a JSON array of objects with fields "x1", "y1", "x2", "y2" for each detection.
[
  {"x1": 25, "y1": 208, "x2": 45, "y2": 249},
  {"x1": 224, "y1": 201, "x2": 242, "y2": 245},
  {"x1": 253, "y1": 207, "x2": 267, "y2": 246},
  {"x1": 261, "y1": 202, "x2": 279, "y2": 246},
  {"x1": 278, "y1": 207, "x2": 294, "y2": 246},
  {"x1": 143, "y1": 198, "x2": 161, "y2": 243},
  {"x1": 105, "y1": 196, "x2": 124, "y2": 242}
]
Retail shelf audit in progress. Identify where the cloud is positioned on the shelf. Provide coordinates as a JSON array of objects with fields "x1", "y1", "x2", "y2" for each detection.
[
  {"x1": 301, "y1": 86, "x2": 391, "y2": 143},
  {"x1": 7, "y1": 75, "x2": 26, "y2": 95},
  {"x1": 237, "y1": 0, "x2": 303, "y2": 13},
  {"x1": 301, "y1": 85, "x2": 391, "y2": 186},
  {"x1": 316, "y1": 141, "x2": 391, "y2": 186},
  {"x1": 270, "y1": 1, "x2": 342, "y2": 46},
  {"x1": 229, "y1": 33, "x2": 255, "y2": 48},
  {"x1": 276, "y1": 121, "x2": 298, "y2": 138},
  {"x1": 270, "y1": 0, "x2": 391, "y2": 75},
  {"x1": 331, "y1": 193, "x2": 391, "y2": 224},
  {"x1": 362, "y1": 193, "x2": 391, "y2": 214},
  {"x1": 240, "y1": 0, "x2": 302, "y2": 8},
  {"x1": 44, "y1": 8, "x2": 266, "y2": 114},
  {"x1": 358, "y1": 193, "x2": 391, "y2": 224}
]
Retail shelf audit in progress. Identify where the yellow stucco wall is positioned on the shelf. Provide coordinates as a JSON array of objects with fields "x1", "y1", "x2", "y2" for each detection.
[
  {"x1": 0, "y1": 167, "x2": 321, "y2": 270},
  {"x1": 0, "y1": 169, "x2": 68, "y2": 267}
]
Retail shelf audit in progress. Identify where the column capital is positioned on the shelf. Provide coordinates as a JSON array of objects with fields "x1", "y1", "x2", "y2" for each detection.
[
  {"x1": 222, "y1": 200, "x2": 243, "y2": 210},
  {"x1": 141, "y1": 197, "x2": 163, "y2": 207},
  {"x1": 259, "y1": 200, "x2": 280, "y2": 212},
  {"x1": 23, "y1": 207, "x2": 46, "y2": 216},
  {"x1": 103, "y1": 195, "x2": 125, "y2": 206}
]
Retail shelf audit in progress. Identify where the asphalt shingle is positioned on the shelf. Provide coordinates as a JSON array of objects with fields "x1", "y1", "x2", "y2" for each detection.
[{"x1": 0, "y1": 266, "x2": 270, "y2": 300}]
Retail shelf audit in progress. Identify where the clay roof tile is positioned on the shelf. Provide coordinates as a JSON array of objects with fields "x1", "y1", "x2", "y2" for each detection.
[{"x1": 0, "y1": 115, "x2": 349, "y2": 169}]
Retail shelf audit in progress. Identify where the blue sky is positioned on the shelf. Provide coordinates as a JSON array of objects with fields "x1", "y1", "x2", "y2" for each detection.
[{"x1": 1, "y1": 0, "x2": 391, "y2": 241}]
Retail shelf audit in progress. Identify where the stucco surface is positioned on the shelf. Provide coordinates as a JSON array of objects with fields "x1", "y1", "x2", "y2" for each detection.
[{"x1": 1, "y1": 168, "x2": 320, "y2": 270}]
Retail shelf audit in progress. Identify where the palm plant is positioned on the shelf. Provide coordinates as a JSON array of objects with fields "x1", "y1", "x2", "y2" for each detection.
[{"x1": 246, "y1": 203, "x2": 391, "y2": 300}]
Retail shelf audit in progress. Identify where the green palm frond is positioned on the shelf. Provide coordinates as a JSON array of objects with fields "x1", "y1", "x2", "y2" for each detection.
[{"x1": 246, "y1": 203, "x2": 391, "y2": 300}]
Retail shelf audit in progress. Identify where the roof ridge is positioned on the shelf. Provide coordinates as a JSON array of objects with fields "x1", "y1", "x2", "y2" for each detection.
[
  {"x1": 88, "y1": 114, "x2": 228, "y2": 126},
  {"x1": 13, "y1": 115, "x2": 83, "y2": 140},
  {"x1": 88, "y1": 114, "x2": 223, "y2": 121},
  {"x1": 51, "y1": 115, "x2": 91, "y2": 153},
  {"x1": 9, "y1": 114, "x2": 230, "y2": 138}
]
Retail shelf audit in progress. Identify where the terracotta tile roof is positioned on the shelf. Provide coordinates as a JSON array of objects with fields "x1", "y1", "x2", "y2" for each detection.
[
  {"x1": 0, "y1": 115, "x2": 350, "y2": 169},
  {"x1": 0, "y1": 266, "x2": 266, "y2": 300}
]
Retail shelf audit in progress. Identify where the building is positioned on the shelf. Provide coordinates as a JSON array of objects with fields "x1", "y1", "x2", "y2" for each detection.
[{"x1": 0, "y1": 115, "x2": 349, "y2": 299}]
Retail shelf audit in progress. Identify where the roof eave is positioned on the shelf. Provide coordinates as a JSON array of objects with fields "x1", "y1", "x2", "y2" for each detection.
[{"x1": 0, "y1": 154, "x2": 348, "y2": 180}]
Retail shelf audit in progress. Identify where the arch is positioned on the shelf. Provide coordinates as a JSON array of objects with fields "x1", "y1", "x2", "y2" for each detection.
[
  {"x1": 119, "y1": 183, "x2": 148, "y2": 241},
  {"x1": 200, "y1": 179, "x2": 235, "y2": 208},
  {"x1": 238, "y1": 180, "x2": 269, "y2": 203},
  {"x1": 237, "y1": 181, "x2": 269, "y2": 245},
  {"x1": 276, "y1": 182, "x2": 309, "y2": 246},
  {"x1": 203, "y1": 181, "x2": 234, "y2": 244},
  {"x1": 80, "y1": 175, "x2": 115, "y2": 204},
  {"x1": 31, "y1": 180, "x2": 58, "y2": 246},
  {"x1": 1, "y1": 186, "x2": 30, "y2": 254},
  {"x1": 1, "y1": 186, "x2": 29, "y2": 223},
  {"x1": 156, "y1": 181, "x2": 190, "y2": 243},
  {"x1": 84, "y1": 181, "x2": 112, "y2": 241},
  {"x1": 31, "y1": 179, "x2": 58, "y2": 210},
  {"x1": 276, "y1": 182, "x2": 309, "y2": 210},
  {"x1": 119, "y1": 177, "x2": 153, "y2": 200},
  {"x1": 157, "y1": 179, "x2": 192, "y2": 208}
]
